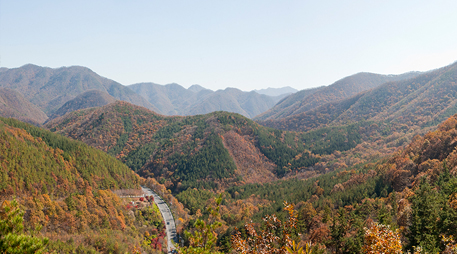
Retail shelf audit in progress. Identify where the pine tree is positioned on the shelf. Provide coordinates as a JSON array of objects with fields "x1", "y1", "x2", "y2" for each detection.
[
  {"x1": 0, "y1": 199, "x2": 48, "y2": 253},
  {"x1": 408, "y1": 179, "x2": 442, "y2": 253}
]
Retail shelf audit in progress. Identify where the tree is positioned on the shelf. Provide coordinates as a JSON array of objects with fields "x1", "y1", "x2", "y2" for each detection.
[
  {"x1": 231, "y1": 201, "x2": 298, "y2": 254},
  {"x1": 362, "y1": 223, "x2": 402, "y2": 254},
  {"x1": 0, "y1": 199, "x2": 48, "y2": 253},
  {"x1": 178, "y1": 195, "x2": 224, "y2": 254},
  {"x1": 407, "y1": 179, "x2": 442, "y2": 253}
]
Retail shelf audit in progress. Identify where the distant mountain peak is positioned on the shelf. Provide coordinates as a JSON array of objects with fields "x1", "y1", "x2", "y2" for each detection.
[
  {"x1": 254, "y1": 86, "x2": 298, "y2": 97},
  {"x1": 188, "y1": 84, "x2": 211, "y2": 93},
  {"x1": 0, "y1": 64, "x2": 159, "y2": 121}
]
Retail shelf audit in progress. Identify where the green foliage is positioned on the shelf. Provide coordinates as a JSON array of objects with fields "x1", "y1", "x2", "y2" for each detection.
[
  {"x1": 172, "y1": 133, "x2": 237, "y2": 189},
  {"x1": 407, "y1": 175, "x2": 457, "y2": 253},
  {"x1": 124, "y1": 143, "x2": 157, "y2": 172},
  {"x1": 408, "y1": 179, "x2": 441, "y2": 253},
  {"x1": 178, "y1": 195, "x2": 224, "y2": 254},
  {"x1": 0, "y1": 117, "x2": 139, "y2": 197},
  {"x1": 0, "y1": 199, "x2": 48, "y2": 254},
  {"x1": 176, "y1": 189, "x2": 216, "y2": 214}
]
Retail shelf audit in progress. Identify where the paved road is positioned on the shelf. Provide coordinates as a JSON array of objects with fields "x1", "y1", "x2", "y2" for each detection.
[{"x1": 141, "y1": 186, "x2": 177, "y2": 253}]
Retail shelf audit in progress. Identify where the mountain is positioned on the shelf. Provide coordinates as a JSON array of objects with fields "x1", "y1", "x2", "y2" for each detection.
[
  {"x1": 188, "y1": 84, "x2": 210, "y2": 93},
  {"x1": 0, "y1": 117, "x2": 154, "y2": 252},
  {"x1": 211, "y1": 113, "x2": 457, "y2": 253},
  {"x1": 258, "y1": 62, "x2": 457, "y2": 132},
  {"x1": 0, "y1": 117, "x2": 139, "y2": 196},
  {"x1": 47, "y1": 89, "x2": 116, "y2": 121},
  {"x1": 129, "y1": 83, "x2": 277, "y2": 118},
  {"x1": 0, "y1": 87, "x2": 48, "y2": 125},
  {"x1": 187, "y1": 88, "x2": 277, "y2": 118},
  {"x1": 255, "y1": 71, "x2": 422, "y2": 121},
  {"x1": 128, "y1": 82, "x2": 206, "y2": 115},
  {"x1": 45, "y1": 101, "x2": 373, "y2": 192},
  {"x1": 0, "y1": 64, "x2": 159, "y2": 118},
  {"x1": 253, "y1": 86, "x2": 298, "y2": 97}
]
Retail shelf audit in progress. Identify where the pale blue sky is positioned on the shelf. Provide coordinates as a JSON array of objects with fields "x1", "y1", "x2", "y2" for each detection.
[{"x1": 1, "y1": 1, "x2": 457, "y2": 91}]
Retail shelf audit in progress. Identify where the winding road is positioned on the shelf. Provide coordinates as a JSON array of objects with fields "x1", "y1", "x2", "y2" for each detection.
[{"x1": 141, "y1": 186, "x2": 178, "y2": 253}]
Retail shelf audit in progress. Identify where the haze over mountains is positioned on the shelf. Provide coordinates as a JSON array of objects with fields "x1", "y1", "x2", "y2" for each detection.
[
  {"x1": 0, "y1": 64, "x2": 294, "y2": 124},
  {"x1": 0, "y1": 64, "x2": 157, "y2": 123},
  {"x1": 0, "y1": 61, "x2": 454, "y2": 132},
  {"x1": 253, "y1": 86, "x2": 297, "y2": 97},
  {"x1": 128, "y1": 82, "x2": 290, "y2": 118}
]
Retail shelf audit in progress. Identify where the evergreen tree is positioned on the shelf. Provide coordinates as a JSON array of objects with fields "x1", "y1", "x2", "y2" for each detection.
[
  {"x1": 408, "y1": 179, "x2": 442, "y2": 253},
  {"x1": 0, "y1": 199, "x2": 48, "y2": 253}
]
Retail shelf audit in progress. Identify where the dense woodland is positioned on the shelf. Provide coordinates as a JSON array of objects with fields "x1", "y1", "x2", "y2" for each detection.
[
  {"x1": 0, "y1": 118, "x2": 167, "y2": 253},
  {"x1": 41, "y1": 97, "x2": 457, "y2": 253},
  {"x1": 175, "y1": 114, "x2": 457, "y2": 253},
  {"x1": 46, "y1": 101, "x2": 377, "y2": 193}
]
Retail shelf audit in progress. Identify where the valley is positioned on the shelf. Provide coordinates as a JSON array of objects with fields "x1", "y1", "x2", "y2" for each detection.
[{"x1": 2, "y1": 61, "x2": 457, "y2": 253}]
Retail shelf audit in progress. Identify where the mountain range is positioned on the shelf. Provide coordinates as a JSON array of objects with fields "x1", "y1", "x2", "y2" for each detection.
[
  {"x1": 258, "y1": 62, "x2": 457, "y2": 132},
  {"x1": 0, "y1": 64, "x2": 157, "y2": 122},
  {"x1": 4, "y1": 60, "x2": 457, "y2": 253},
  {"x1": 45, "y1": 100, "x2": 388, "y2": 193},
  {"x1": 255, "y1": 71, "x2": 422, "y2": 121},
  {"x1": 128, "y1": 82, "x2": 288, "y2": 118},
  {"x1": 44, "y1": 61, "x2": 457, "y2": 191},
  {"x1": 0, "y1": 64, "x2": 296, "y2": 124}
]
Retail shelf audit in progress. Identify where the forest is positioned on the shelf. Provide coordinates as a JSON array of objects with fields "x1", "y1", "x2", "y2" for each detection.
[
  {"x1": 4, "y1": 98, "x2": 457, "y2": 253},
  {"x1": 0, "y1": 117, "x2": 166, "y2": 253},
  {"x1": 176, "y1": 114, "x2": 457, "y2": 253}
]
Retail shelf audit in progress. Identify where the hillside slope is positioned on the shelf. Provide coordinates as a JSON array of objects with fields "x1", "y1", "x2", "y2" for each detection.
[
  {"x1": 0, "y1": 117, "x2": 140, "y2": 197},
  {"x1": 45, "y1": 101, "x2": 371, "y2": 192},
  {"x1": 255, "y1": 71, "x2": 421, "y2": 121},
  {"x1": 0, "y1": 87, "x2": 48, "y2": 125},
  {"x1": 47, "y1": 89, "x2": 116, "y2": 121},
  {"x1": 259, "y1": 62, "x2": 457, "y2": 132},
  {"x1": 0, "y1": 64, "x2": 159, "y2": 117},
  {"x1": 202, "y1": 113, "x2": 457, "y2": 253},
  {"x1": 0, "y1": 117, "x2": 158, "y2": 252}
]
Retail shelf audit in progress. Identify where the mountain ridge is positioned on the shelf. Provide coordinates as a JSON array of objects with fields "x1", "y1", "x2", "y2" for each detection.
[
  {"x1": 0, "y1": 64, "x2": 160, "y2": 119},
  {"x1": 129, "y1": 83, "x2": 279, "y2": 118},
  {"x1": 254, "y1": 71, "x2": 422, "y2": 121},
  {"x1": 0, "y1": 87, "x2": 48, "y2": 125},
  {"x1": 258, "y1": 62, "x2": 457, "y2": 132}
]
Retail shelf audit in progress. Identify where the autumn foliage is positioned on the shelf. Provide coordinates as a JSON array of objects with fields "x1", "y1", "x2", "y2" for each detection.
[{"x1": 362, "y1": 223, "x2": 402, "y2": 254}]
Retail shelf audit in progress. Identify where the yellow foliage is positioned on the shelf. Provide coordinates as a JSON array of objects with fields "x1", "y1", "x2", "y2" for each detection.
[{"x1": 362, "y1": 223, "x2": 402, "y2": 254}]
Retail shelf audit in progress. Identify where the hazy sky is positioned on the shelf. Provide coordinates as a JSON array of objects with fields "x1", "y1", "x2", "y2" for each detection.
[{"x1": 1, "y1": 1, "x2": 457, "y2": 91}]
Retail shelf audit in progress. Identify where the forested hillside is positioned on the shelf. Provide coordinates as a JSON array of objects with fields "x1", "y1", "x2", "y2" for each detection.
[
  {"x1": 255, "y1": 71, "x2": 421, "y2": 121},
  {"x1": 45, "y1": 101, "x2": 374, "y2": 193},
  {"x1": 0, "y1": 117, "x2": 167, "y2": 253},
  {"x1": 259, "y1": 62, "x2": 457, "y2": 133},
  {"x1": 175, "y1": 114, "x2": 457, "y2": 253}
]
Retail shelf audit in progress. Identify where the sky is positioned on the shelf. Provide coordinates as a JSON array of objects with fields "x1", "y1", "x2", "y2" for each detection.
[{"x1": 1, "y1": 1, "x2": 457, "y2": 91}]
